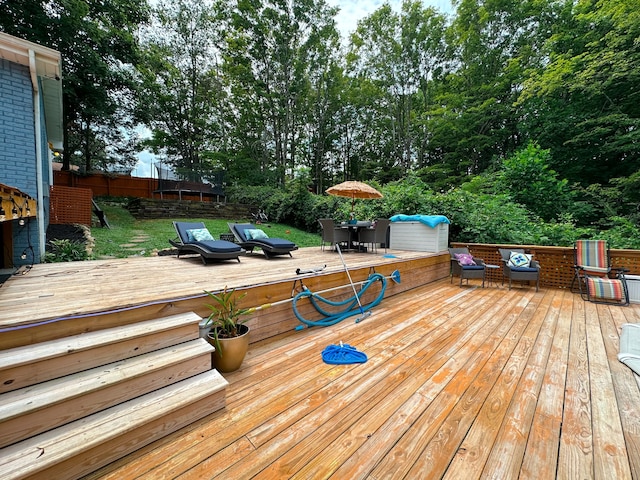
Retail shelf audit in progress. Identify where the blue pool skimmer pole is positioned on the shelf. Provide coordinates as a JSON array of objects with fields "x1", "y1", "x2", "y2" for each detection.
[{"x1": 334, "y1": 243, "x2": 372, "y2": 322}]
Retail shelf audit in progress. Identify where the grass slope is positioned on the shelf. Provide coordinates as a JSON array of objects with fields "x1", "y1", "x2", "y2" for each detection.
[{"x1": 90, "y1": 201, "x2": 321, "y2": 258}]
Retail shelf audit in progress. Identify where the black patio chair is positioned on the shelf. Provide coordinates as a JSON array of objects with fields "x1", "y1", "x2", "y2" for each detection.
[
  {"x1": 318, "y1": 218, "x2": 351, "y2": 251},
  {"x1": 228, "y1": 223, "x2": 298, "y2": 259},
  {"x1": 498, "y1": 248, "x2": 541, "y2": 291},
  {"x1": 170, "y1": 221, "x2": 243, "y2": 264},
  {"x1": 358, "y1": 218, "x2": 391, "y2": 254}
]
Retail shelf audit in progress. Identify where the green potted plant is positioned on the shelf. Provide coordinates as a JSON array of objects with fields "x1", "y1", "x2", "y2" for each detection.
[{"x1": 203, "y1": 286, "x2": 252, "y2": 373}]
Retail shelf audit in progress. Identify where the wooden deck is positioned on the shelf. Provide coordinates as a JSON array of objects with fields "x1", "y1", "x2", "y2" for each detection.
[
  {"x1": 78, "y1": 278, "x2": 639, "y2": 478},
  {"x1": 2, "y1": 248, "x2": 640, "y2": 479},
  {"x1": 0, "y1": 247, "x2": 435, "y2": 332}
]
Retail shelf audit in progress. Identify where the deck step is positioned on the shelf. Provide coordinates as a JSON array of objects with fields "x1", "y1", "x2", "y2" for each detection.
[
  {"x1": 0, "y1": 369, "x2": 228, "y2": 480},
  {"x1": 0, "y1": 338, "x2": 214, "y2": 448},
  {"x1": 0, "y1": 311, "x2": 202, "y2": 394}
]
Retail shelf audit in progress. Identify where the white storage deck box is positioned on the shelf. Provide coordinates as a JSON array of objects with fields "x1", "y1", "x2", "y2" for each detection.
[
  {"x1": 389, "y1": 221, "x2": 449, "y2": 252},
  {"x1": 626, "y1": 275, "x2": 640, "y2": 304}
]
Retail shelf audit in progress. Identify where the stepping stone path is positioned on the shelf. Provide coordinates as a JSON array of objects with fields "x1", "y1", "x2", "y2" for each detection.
[{"x1": 120, "y1": 230, "x2": 151, "y2": 256}]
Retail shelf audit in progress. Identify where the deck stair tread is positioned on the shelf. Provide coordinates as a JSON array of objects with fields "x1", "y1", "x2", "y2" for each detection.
[
  {"x1": 0, "y1": 338, "x2": 214, "y2": 448},
  {"x1": 0, "y1": 369, "x2": 228, "y2": 480},
  {"x1": 0, "y1": 311, "x2": 202, "y2": 393}
]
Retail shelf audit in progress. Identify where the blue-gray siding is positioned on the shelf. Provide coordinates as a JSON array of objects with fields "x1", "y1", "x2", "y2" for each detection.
[{"x1": 0, "y1": 58, "x2": 46, "y2": 265}]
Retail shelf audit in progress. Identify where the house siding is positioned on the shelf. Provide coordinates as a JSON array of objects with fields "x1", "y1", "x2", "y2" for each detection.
[{"x1": 0, "y1": 58, "x2": 41, "y2": 265}]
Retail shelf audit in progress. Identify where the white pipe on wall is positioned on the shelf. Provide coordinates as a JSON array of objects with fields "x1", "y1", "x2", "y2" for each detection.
[{"x1": 29, "y1": 49, "x2": 46, "y2": 259}]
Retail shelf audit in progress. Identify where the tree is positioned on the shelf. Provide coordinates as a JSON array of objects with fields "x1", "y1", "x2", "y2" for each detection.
[
  {"x1": 222, "y1": 0, "x2": 339, "y2": 187},
  {"x1": 136, "y1": 0, "x2": 229, "y2": 182},
  {"x1": 346, "y1": 2, "x2": 448, "y2": 180},
  {"x1": 426, "y1": 0, "x2": 550, "y2": 183},
  {"x1": 0, "y1": 0, "x2": 150, "y2": 172},
  {"x1": 519, "y1": 0, "x2": 640, "y2": 186},
  {"x1": 304, "y1": 61, "x2": 347, "y2": 194},
  {"x1": 496, "y1": 142, "x2": 574, "y2": 221}
]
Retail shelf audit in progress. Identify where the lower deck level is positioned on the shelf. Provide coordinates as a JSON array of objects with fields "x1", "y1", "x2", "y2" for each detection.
[
  {"x1": 2, "y1": 248, "x2": 639, "y2": 479},
  {"x1": 83, "y1": 278, "x2": 640, "y2": 479}
]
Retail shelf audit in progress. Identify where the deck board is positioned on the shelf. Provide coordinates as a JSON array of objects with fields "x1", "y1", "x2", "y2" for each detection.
[
  {"x1": 88, "y1": 280, "x2": 640, "y2": 480},
  {"x1": 2, "y1": 250, "x2": 639, "y2": 480},
  {"x1": 480, "y1": 288, "x2": 561, "y2": 479},
  {"x1": 559, "y1": 296, "x2": 593, "y2": 480},
  {"x1": 75, "y1": 275, "x2": 640, "y2": 480}
]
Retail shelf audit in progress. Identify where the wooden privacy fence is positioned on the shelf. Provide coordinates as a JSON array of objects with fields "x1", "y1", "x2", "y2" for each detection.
[
  {"x1": 54, "y1": 171, "x2": 157, "y2": 199},
  {"x1": 451, "y1": 242, "x2": 640, "y2": 290},
  {"x1": 53, "y1": 171, "x2": 224, "y2": 202},
  {"x1": 49, "y1": 185, "x2": 92, "y2": 226}
]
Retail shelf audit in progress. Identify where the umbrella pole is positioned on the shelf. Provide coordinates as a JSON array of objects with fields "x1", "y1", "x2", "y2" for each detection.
[{"x1": 334, "y1": 243, "x2": 372, "y2": 322}]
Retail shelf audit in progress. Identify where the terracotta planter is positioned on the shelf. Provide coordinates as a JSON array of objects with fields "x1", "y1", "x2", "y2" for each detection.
[{"x1": 207, "y1": 324, "x2": 250, "y2": 373}]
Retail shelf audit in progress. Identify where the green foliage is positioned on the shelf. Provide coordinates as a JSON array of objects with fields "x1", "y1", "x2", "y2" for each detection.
[
  {"x1": 496, "y1": 142, "x2": 574, "y2": 221},
  {"x1": 519, "y1": 0, "x2": 640, "y2": 186},
  {"x1": 330, "y1": 173, "x2": 602, "y2": 247},
  {"x1": 373, "y1": 175, "x2": 437, "y2": 218},
  {"x1": 415, "y1": 165, "x2": 466, "y2": 193},
  {"x1": 569, "y1": 183, "x2": 624, "y2": 228},
  {"x1": 0, "y1": 0, "x2": 150, "y2": 172},
  {"x1": 89, "y1": 198, "x2": 320, "y2": 258},
  {"x1": 439, "y1": 191, "x2": 537, "y2": 245},
  {"x1": 528, "y1": 215, "x2": 592, "y2": 248},
  {"x1": 204, "y1": 286, "x2": 251, "y2": 353},
  {"x1": 611, "y1": 170, "x2": 640, "y2": 226},
  {"x1": 44, "y1": 239, "x2": 90, "y2": 263},
  {"x1": 597, "y1": 217, "x2": 640, "y2": 250},
  {"x1": 266, "y1": 172, "x2": 316, "y2": 230},
  {"x1": 229, "y1": 177, "x2": 344, "y2": 233},
  {"x1": 204, "y1": 286, "x2": 251, "y2": 337}
]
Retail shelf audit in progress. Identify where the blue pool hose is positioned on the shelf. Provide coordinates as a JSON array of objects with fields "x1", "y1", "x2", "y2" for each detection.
[{"x1": 292, "y1": 272, "x2": 388, "y2": 329}]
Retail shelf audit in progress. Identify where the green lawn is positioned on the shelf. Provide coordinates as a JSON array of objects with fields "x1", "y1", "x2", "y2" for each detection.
[{"x1": 90, "y1": 202, "x2": 321, "y2": 258}]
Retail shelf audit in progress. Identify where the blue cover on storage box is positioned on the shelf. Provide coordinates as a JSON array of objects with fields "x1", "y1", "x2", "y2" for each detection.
[{"x1": 389, "y1": 214, "x2": 450, "y2": 228}]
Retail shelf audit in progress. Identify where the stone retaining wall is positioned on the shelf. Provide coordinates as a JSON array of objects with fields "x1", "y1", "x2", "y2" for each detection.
[{"x1": 127, "y1": 198, "x2": 252, "y2": 220}]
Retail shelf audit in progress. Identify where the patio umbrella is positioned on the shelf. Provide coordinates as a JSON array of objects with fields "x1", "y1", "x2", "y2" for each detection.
[{"x1": 326, "y1": 181, "x2": 383, "y2": 212}]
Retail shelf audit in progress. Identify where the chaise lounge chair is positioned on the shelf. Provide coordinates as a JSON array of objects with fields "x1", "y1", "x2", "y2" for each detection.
[
  {"x1": 170, "y1": 221, "x2": 244, "y2": 264},
  {"x1": 228, "y1": 222, "x2": 298, "y2": 259}
]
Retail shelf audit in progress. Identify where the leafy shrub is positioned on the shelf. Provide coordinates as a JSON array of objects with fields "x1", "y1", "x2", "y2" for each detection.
[
  {"x1": 496, "y1": 142, "x2": 575, "y2": 221},
  {"x1": 597, "y1": 217, "x2": 640, "y2": 249},
  {"x1": 44, "y1": 239, "x2": 90, "y2": 262}
]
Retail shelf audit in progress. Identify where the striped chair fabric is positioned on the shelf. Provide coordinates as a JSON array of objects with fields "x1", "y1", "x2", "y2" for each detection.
[
  {"x1": 586, "y1": 277, "x2": 625, "y2": 301},
  {"x1": 575, "y1": 239, "x2": 610, "y2": 275}
]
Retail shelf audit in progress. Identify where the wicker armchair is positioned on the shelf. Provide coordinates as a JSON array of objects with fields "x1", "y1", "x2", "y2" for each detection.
[
  {"x1": 448, "y1": 247, "x2": 486, "y2": 287},
  {"x1": 318, "y1": 218, "x2": 351, "y2": 251},
  {"x1": 357, "y1": 218, "x2": 390, "y2": 253},
  {"x1": 498, "y1": 248, "x2": 541, "y2": 291}
]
